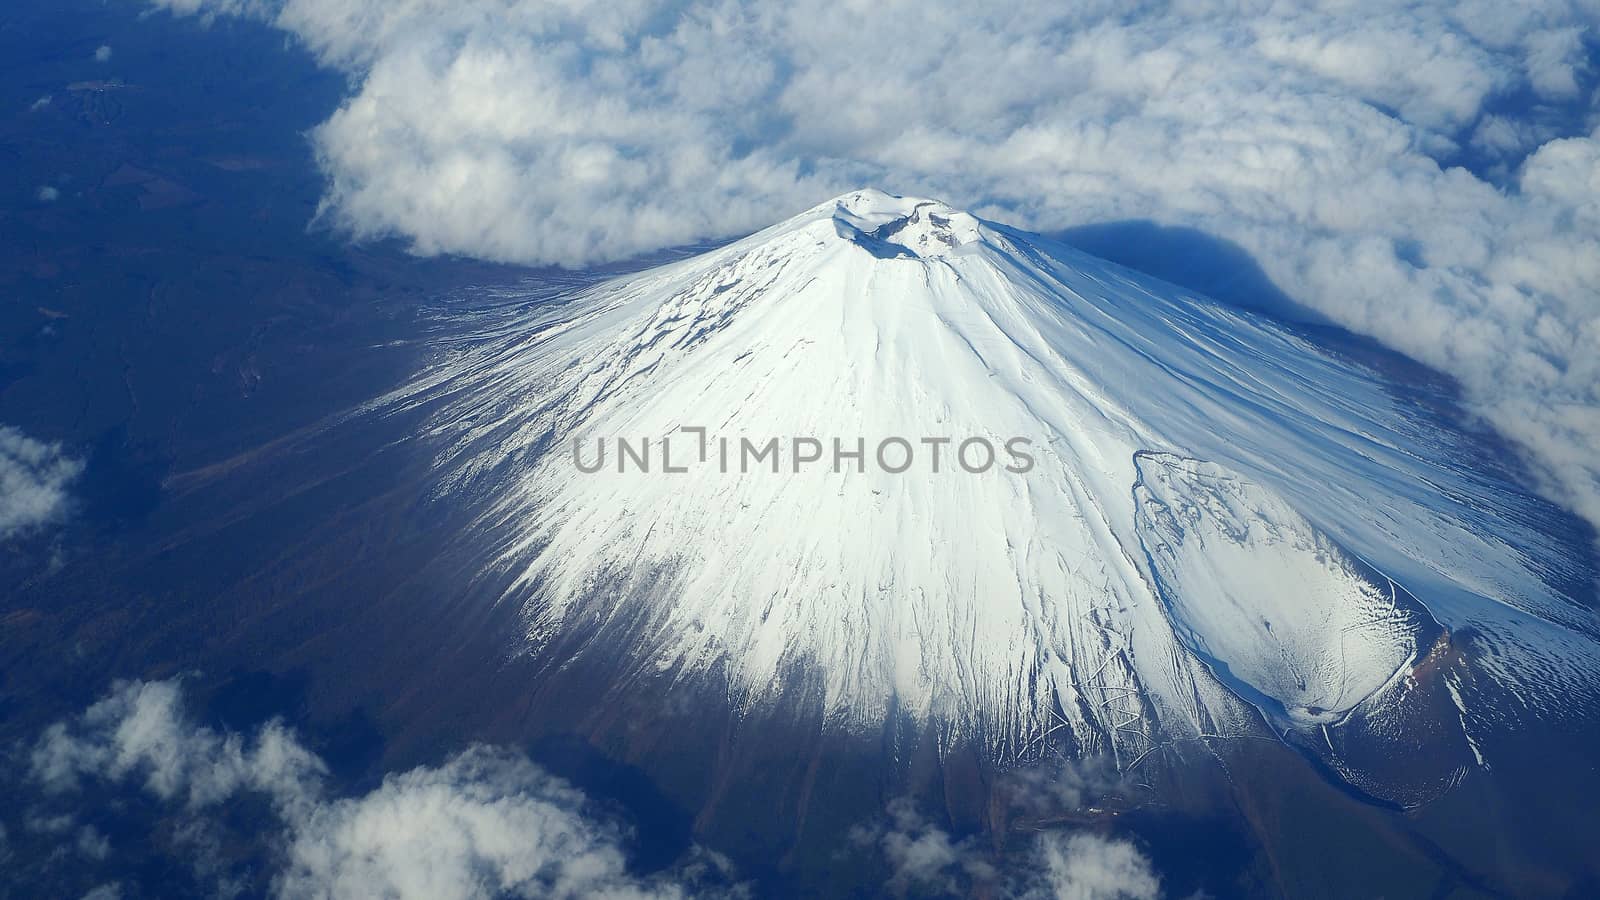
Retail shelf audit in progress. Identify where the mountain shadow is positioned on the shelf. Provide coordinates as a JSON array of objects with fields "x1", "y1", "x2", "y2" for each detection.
[{"x1": 1048, "y1": 220, "x2": 1335, "y2": 327}]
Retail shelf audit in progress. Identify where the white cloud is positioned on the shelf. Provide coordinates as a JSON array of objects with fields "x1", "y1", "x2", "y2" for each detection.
[
  {"x1": 279, "y1": 747, "x2": 688, "y2": 900},
  {"x1": 29, "y1": 95, "x2": 52, "y2": 112},
  {"x1": 853, "y1": 798, "x2": 1163, "y2": 900},
  {"x1": 35, "y1": 185, "x2": 60, "y2": 202},
  {"x1": 1524, "y1": 26, "x2": 1591, "y2": 98},
  {"x1": 144, "y1": 0, "x2": 1600, "y2": 543},
  {"x1": 849, "y1": 798, "x2": 993, "y2": 894},
  {"x1": 94, "y1": 45, "x2": 113, "y2": 63},
  {"x1": 853, "y1": 761, "x2": 1164, "y2": 899},
  {"x1": 26, "y1": 679, "x2": 726, "y2": 900},
  {"x1": 1024, "y1": 833, "x2": 1162, "y2": 900},
  {"x1": 0, "y1": 425, "x2": 83, "y2": 539},
  {"x1": 31, "y1": 678, "x2": 325, "y2": 814}
]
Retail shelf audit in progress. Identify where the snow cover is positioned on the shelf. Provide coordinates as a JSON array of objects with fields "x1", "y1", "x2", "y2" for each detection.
[
  {"x1": 389, "y1": 189, "x2": 1599, "y2": 768},
  {"x1": 1133, "y1": 454, "x2": 1435, "y2": 727}
]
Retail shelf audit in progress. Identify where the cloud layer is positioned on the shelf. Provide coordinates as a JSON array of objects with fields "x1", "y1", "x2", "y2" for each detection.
[
  {"x1": 18, "y1": 680, "x2": 1167, "y2": 898},
  {"x1": 147, "y1": 0, "x2": 1600, "y2": 543},
  {"x1": 23, "y1": 679, "x2": 720, "y2": 900},
  {"x1": 0, "y1": 425, "x2": 83, "y2": 539}
]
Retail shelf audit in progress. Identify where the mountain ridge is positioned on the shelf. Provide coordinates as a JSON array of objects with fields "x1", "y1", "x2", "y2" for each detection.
[{"x1": 383, "y1": 188, "x2": 1600, "y2": 804}]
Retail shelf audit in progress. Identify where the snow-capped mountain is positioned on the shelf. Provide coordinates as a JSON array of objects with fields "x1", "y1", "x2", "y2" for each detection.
[{"x1": 387, "y1": 190, "x2": 1598, "y2": 799}]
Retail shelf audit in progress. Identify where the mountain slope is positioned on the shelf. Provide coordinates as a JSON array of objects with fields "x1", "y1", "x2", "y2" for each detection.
[{"x1": 383, "y1": 189, "x2": 1599, "y2": 797}]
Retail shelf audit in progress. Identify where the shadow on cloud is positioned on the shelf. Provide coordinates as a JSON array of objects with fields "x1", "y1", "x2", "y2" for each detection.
[{"x1": 1048, "y1": 221, "x2": 1335, "y2": 328}]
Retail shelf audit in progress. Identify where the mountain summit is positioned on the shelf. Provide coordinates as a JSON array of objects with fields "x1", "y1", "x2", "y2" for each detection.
[
  {"x1": 827, "y1": 190, "x2": 983, "y2": 257},
  {"x1": 400, "y1": 189, "x2": 1598, "y2": 800}
]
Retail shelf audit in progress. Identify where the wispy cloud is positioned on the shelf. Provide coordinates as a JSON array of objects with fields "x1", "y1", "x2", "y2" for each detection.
[
  {"x1": 849, "y1": 797, "x2": 998, "y2": 894},
  {"x1": 0, "y1": 425, "x2": 83, "y2": 540},
  {"x1": 18, "y1": 681, "x2": 1163, "y2": 897},
  {"x1": 20, "y1": 679, "x2": 738, "y2": 900},
  {"x1": 851, "y1": 758, "x2": 1165, "y2": 899},
  {"x1": 852, "y1": 799, "x2": 1164, "y2": 900},
  {"x1": 31, "y1": 678, "x2": 326, "y2": 813},
  {"x1": 144, "y1": 0, "x2": 1600, "y2": 543}
]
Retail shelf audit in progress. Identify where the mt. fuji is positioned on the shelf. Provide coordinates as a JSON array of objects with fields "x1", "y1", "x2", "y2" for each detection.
[{"x1": 384, "y1": 190, "x2": 1598, "y2": 803}]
